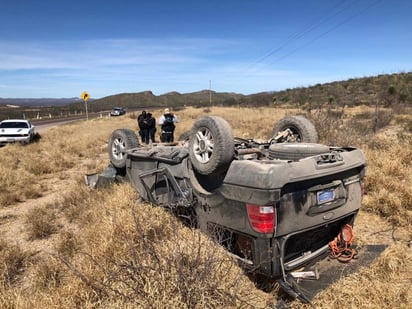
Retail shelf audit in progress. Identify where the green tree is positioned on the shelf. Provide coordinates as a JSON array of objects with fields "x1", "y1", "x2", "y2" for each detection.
[{"x1": 386, "y1": 85, "x2": 397, "y2": 106}]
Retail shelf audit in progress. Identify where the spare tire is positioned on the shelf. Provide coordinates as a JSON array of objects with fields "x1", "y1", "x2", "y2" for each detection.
[
  {"x1": 189, "y1": 116, "x2": 234, "y2": 175},
  {"x1": 108, "y1": 129, "x2": 140, "y2": 168},
  {"x1": 269, "y1": 143, "x2": 330, "y2": 161},
  {"x1": 272, "y1": 115, "x2": 318, "y2": 143}
]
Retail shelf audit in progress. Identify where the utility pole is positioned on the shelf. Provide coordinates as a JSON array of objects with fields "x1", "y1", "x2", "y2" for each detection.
[{"x1": 209, "y1": 80, "x2": 212, "y2": 105}]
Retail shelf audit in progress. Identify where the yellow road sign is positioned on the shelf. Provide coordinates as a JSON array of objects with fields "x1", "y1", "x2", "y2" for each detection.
[{"x1": 80, "y1": 91, "x2": 90, "y2": 101}]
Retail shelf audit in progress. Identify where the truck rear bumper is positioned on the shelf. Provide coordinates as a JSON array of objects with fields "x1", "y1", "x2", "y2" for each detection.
[
  {"x1": 283, "y1": 244, "x2": 330, "y2": 271},
  {"x1": 275, "y1": 212, "x2": 357, "y2": 277},
  {"x1": 226, "y1": 211, "x2": 358, "y2": 278}
]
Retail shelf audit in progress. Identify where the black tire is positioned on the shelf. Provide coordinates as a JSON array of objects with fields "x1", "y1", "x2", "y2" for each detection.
[
  {"x1": 189, "y1": 116, "x2": 234, "y2": 175},
  {"x1": 108, "y1": 129, "x2": 140, "y2": 168},
  {"x1": 269, "y1": 143, "x2": 330, "y2": 161},
  {"x1": 272, "y1": 115, "x2": 318, "y2": 143}
]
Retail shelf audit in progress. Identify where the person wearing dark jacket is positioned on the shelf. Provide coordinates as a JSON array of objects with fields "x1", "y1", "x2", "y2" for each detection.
[
  {"x1": 146, "y1": 113, "x2": 156, "y2": 143},
  {"x1": 137, "y1": 110, "x2": 149, "y2": 144}
]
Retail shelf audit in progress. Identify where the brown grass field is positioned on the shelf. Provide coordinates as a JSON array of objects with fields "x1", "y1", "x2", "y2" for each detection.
[{"x1": 0, "y1": 105, "x2": 411, "y2": 308}]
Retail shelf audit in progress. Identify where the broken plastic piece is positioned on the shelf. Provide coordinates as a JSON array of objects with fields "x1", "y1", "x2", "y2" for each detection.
[{"x1": 290, "y1": 268, "x2": 319, "y2": 280}]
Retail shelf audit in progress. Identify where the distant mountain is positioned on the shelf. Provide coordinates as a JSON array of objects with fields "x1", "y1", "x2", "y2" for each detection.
[
  {"x1": 1, "y1": 72, "x2": 411, "y2": 117},
  {"x1": 84, "y1": 90, "x2": 246, "y2": 112}
]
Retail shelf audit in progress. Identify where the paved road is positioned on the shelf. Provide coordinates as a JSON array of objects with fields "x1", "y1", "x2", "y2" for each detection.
[
  {"x1": 32, "y1": 112, "x2": 109, "y2": 133},
  {"x1": 30, "y1": 106, "x2": 151, "y2": 133}
]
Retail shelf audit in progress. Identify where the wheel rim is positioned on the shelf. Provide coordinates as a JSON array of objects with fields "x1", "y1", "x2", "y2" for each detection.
[
  {"x1": 112, "y1": 136, "x2": 126, "y2": 160},
  {"x1": 193, "y1": 127, "x2": 214, "y2": 163}
]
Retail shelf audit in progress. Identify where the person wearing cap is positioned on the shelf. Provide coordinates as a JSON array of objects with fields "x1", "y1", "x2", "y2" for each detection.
[{"x1": 158, "y1": 108, "x2": 179, "y2": 142}]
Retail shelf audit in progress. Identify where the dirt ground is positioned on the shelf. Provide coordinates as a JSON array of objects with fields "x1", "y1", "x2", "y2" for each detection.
[{"x1": 0, "y1": 156, "x2": 92, "y2": 258}]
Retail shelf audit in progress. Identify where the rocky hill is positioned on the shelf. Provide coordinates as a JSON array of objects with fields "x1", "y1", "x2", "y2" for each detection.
[{"x1": 1, "y1": 72, "x2": 411, "y2": 120}]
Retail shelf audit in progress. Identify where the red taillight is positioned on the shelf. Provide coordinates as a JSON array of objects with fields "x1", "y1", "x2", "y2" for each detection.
[{"x1": 246, "y1": 204, "x2": 276, "y2": 234}]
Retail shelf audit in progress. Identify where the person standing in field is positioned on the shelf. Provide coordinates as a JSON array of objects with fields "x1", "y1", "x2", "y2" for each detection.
[
  {"x1": 137, "y1": 110, "x2": 149, "y2": 144},
  {"x1": 146, "y1": 112, "x2": 157, "y2": 143},
  {"x1": 158, "y1": 108, "x2": 179, "y2": 142}
]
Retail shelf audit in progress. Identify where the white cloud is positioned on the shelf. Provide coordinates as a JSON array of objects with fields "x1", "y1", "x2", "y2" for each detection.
[
  {"x1": 0, "y1": 38, "x2": 240, "y2": 70},
  {"x1": 0, "y1": 38, "x2": 267, "y2": 97},
  {"x1": 2, "y1": 37, "x2": 407, "y2": 98}
]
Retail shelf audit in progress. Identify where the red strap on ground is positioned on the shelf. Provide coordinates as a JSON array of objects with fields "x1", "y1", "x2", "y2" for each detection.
[{"x1": 329, "y1": 224, "x2": 358, "y2": 263}]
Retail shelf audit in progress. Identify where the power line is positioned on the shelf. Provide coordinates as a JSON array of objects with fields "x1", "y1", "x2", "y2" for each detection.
[
  {"x1": 267, "y1": 0, "x2": 383, "y2": 65},
  {"x1": 253, "y1": 0, "x2": 354, "y2": 66},
  {"x1": 241, "y1": 0, "x2": 382, "y2": 77}
]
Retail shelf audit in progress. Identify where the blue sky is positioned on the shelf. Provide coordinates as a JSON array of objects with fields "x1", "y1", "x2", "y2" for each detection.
[{"x1": 0, "y1": 0, "x2": 411, "y2": 98}]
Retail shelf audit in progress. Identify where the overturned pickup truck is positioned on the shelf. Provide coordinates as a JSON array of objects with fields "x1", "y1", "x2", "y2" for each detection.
[{"x1": 88, "y1": 115, "x2": 366, "y2": 300}]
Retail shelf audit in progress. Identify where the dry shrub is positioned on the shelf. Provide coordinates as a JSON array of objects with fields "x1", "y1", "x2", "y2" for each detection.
[
  {"x1": 22, "y1": 182, "x2": 44, "y2": 200},
  {"x1": 308, "y1": 108, "x2": 368, "y2": 146},
  {"x1": 31, "y1": 257, "x2": 64, "y2": 290},
  {"x1": 55, "y1": 230, "x2": 81, "y2": 259},
  {"x1": 60, "y1": 183, "x2": 95, "y2": 223},
  {"x1": 395, "y1": 113, "x2": 412, "y2": 133},
  {"x1": 127, "y1": 111, "x2": 137, "y2": 120},
  {"x1": 374, "y1": 243, "x2": 412, "y2": 279},
  {"x1": 307, "y1": 104, "x2": 345, "y2": 145},
  {"x1": 25, "y1": 206, "x2": 58, "y2": 239},
  {"x1": 0, "y1": 146, "x2": 36, "y2": 205},
  {"x1": 46, "y1": 184, "x2": 271, "y2": 308},
  {"x1": 0, "y1": 174, "x2": 43, "y2": 206},
  {"x1": 0, "y1": 191, "x2": 25, "y2": 207},
  {"x1": 207, "y1": 106, "x2": 293, "y2": 139},
  {"x1": 308, "y1": 104, "x2": 396, "y2": 147},
  {"x1": 166, "y1": 105, "x2": 297, "y2": 141},
  {"x1": 0, "y1": 240, "x2": 32, "y2": 286},
  {"x1": 59, "y1": 180, "x2": 113, "y2": 226},
  {"x1": 353, "y1": 108, "x2": 394, "y2": 132}
]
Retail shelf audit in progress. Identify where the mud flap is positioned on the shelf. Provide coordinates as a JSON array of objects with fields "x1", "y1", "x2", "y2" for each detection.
[
  {"x1": 277, "y1": 244, "x2": 387, "y2": 303},
  {"x1": 277, "y1": 274, "x2": 312, "y2": 303}
]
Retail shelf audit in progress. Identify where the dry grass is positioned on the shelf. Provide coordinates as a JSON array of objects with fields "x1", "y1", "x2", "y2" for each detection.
[
  {"x1": 362, "y1": 134, "x2": 412, "y2": 227},
  {"x1": 52, "y1": 185, "x2": 269, "y2": 308},
  {"x1": 0, "y1": 240, "x2": 33, "y2": 287},
  {"x1": 25, "y1": 205, "x2": 58, "y2": 240},
  {"x1": 0, "y1": 106, "x2": 411, "y2": 308},
  {"x1": 0, "y1": 116, "x2": 133, "y2": 207},
  {"x1": 306, "y1": 243, "x2": 412, "y2": 309}
]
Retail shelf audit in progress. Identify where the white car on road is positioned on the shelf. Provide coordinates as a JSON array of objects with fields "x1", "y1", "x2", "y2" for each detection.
[
  {"x1": 110, "y1": 107, "x2": 126, "y2": 116},
  {"x1": 0, "y1": 119, "x2": 36, "y2": 145}
]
